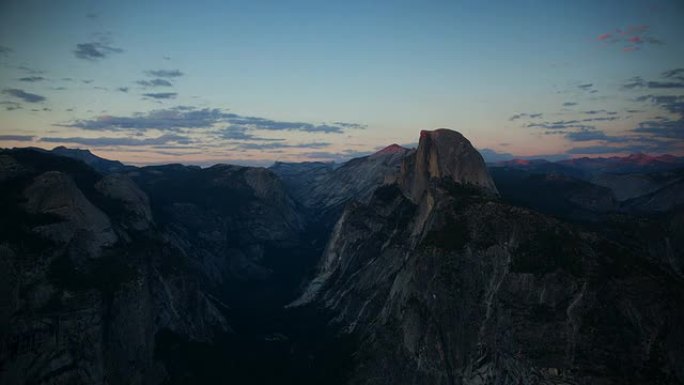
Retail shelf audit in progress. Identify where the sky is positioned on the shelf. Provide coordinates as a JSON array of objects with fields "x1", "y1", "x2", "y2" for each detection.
[{"x1": 1, "y1": 0, "x2": 683, "y2": 166}]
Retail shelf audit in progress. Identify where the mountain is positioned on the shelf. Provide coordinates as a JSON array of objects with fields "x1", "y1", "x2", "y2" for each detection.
[
  {"x1": 2, "y1": 131, "x2": 684, "y2": 385},
  {"x1": 270, "y1": 144, "x2": 411, "y2": 211},
  {"x1": 50, "y1": 146, "x2": 130, "y2": 174},
  {"x1": 558, "y1": 153, "x2": 684, "y2": 174},
  {"x1": 489, "y1": 154, "x2": 684, "y2": 218},
  {"x1": 0, "y1": 148, "x2": 228, "y2": 385},
  {"x1": 293, "y1": 129, "x2": 684, "y2": 384}
]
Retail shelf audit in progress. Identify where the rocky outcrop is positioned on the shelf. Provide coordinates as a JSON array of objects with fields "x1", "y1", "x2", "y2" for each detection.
[
  {"x1": 95, "y1": 173, "x2": 153, "y2": 231},
  {"x1": 400, "y1": 129, "x2": 498, "y2": 200},
  {"x1": 23, "y1": 171, "x2": 117, "y2": 254}
]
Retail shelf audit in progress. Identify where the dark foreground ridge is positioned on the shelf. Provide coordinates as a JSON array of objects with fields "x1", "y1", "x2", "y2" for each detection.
[{"x1": 1, "y1": 129, "x2": 683, "y2": 385}]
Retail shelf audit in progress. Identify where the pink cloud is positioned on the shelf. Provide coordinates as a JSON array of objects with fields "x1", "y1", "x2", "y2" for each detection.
[{"x1": 596, "y1": 24, "x2": 660, "y2": 53}]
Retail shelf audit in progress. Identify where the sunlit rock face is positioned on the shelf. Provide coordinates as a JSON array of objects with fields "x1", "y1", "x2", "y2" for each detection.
[{"x1": 399, "y1": 129, "x2": 498, "y2": 201}]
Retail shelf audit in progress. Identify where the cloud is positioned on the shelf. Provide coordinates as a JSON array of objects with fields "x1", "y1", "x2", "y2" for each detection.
[
  {"x1": 596, "y1": 25, "x2": 662, "y2": 52},
  {"x1": 646, "y1": 81, "x2": 684, "y2": 89},
  {"x1": 62, "y1": 106, "x2": 367, "y2": 136},
  {"x1": 623, "y1": 75, "x2": 684, "y2": 89},
  {"x1": 74, "y1": 41, "x2": 123, "y2": 61},
  {"x1": 217, "y1": 126, "x2": 284, "y2": 141},
  {"x1": 509, "y1": 112, "x2": 542, "y2": 121},
  {"x1": 582, "y1": 109, "x2": 617, "y2": 115},
  {"x1": 143, "y1": 92, "x2": 177, "y2": 99},
  {"x1": 226, "y1": 116, "x2": 351, "y2": 133},
  {"x1": 637, "y1": 94, "x2": 684, "y2": 116},
  {"x1": 630, "y1": 94, "x2": 684, "y2": 141},
  {"x1": 18, "y1": 76, "x2": 45, "y2": 82},
  {"x1": 40, "y1": 134, "x2": 192, "y2": 147},
  {"x1": 633, "y1": 117, "x2": 684, "y2": 139},
  {"x1": 662, "y1": 68, "x2": 684, "y2": 81},
  {"x1": 63, "y1": 107, "x2": 230, "y2": 131},
  {"x1": 562, "y1": 102, "x2": 578, "y2": 107},
  {"x1": 233, "y1": 141, "x2": 330, "y2": 150},
  {"x1": 331, "y1": 121, "x2": 367, "y2": 130},
  {"x1": 136, "y1": 79, "x2": 173, "y2": 87},
  {"x1": 145, "y1": 69, "x2": 183, "y2": 78},
  {"x1": 2, "y1": 88, "x2": 46, "y2": 103},
  {"x1": 0, "y1": 101, "x2": 22, "y2": 111},
  {"x1": 528, "y1": 120, "x2": 594, "y2": 131},
  {"x1": 117, "y1": 87, "x2": 129, "y2": 93},
  {"x1": 564, "y1": 129, "x2": 626, "y2": 142},
  {"x1": 580, "y1": 116, "x2": 619, "y2": 122},
  {"x1": 0, "y1": 45, "x2": 12, "y2": 56},
  {"x1": 623, "y1": 77, "x2": 645, "y2": 89},
  {"x1": 0, "y1": 135, "x2": 35, "y2": 141},
  {"x1": 577, "y1": 83, "x2": 593, "y2": 90}
]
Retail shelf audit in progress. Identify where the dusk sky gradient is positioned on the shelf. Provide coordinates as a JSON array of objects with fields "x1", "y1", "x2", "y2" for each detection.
[{"x1": 1, "y1": 0, "x2": 683, "y2": 165}]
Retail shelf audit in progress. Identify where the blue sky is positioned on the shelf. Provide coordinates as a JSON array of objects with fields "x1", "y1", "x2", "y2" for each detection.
[{"x1": 1, "y1": 0, "x2": 683, "y2": 165}]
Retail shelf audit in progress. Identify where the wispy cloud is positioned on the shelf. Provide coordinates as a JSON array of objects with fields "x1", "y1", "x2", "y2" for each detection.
[
  {"x1": 662, "y1": 68, "x2": 684, "y2": 81},
  {"x1": 74, "y1": 41, "x2": 123, "y2": 61},
  {"x1": 136, "y1": 79, "x2": 173, "y2": 87},
  {"x1": 40, "y1": 133, "x2": 192, "y2": 147},
  {"x1": 0, "y1": 101, "x2": 22, "y2": 111},
  {"x1": 233, "y1": 141, "x2": 330, "y2": 150},
  {"x1": 509, "y1": 112, "x2": 542, "y2": 121},
  {"x1": 527, "y1": 120, "x2": 594, "y2": 131},
  {"x1": 18, "y1": 76, "x2": 45, "y2": 82},
  {"x1": 2, "y1": 88, "x2": 46, "y2": 103},
  {"x1": 0, "y1": 134, "x2": 34, "y2": 141},
  {"x1": 596, "y1": 24, "x2": 663, "y2": 52},
  {"x1": 145, "y1": 69, "x2": 184, "y2": 78},
  {"x1": 634, "y1": 117, "x2": 684, "y2": 139},
  {"x1": 622, "y1": 75, "x2": 684, "y2": 89},
  {"x1": 577, "y1": 83, "x2": 593, "y2": 91},
  {"x1": 61, "y1": 106, "x2": 367, "y2": 135},
  {"x1": 0, "y1": 45, "x2": 12, "y2": 56},
  {"x1": 143, "y1": 92, "x2": 177, "y2": 99},
  {"x1": 564, "y1": 129, "x2": 625, "y2": 142},
  {"x1": 562, "y1": 102, "x2": 577, "y2": 107},
  {"x1": 217, "y1": 126, "x2": 284, "y2": 141}
]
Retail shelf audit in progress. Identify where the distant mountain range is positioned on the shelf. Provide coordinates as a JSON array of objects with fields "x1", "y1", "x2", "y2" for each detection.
[{"x1": 1, "y1": 132, "x2": 683, "y2": 385}]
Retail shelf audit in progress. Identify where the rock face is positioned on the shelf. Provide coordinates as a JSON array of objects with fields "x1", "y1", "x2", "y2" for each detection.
[
  {"x1": 400, "y1": 129, "x2": 498, "y2": 200},
  {"x1": 271, "y1": 144, "x2": 411, "y2": 211},
  {"x1": 295, "y1": 129, "x2": 684, "y2": 385}
]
